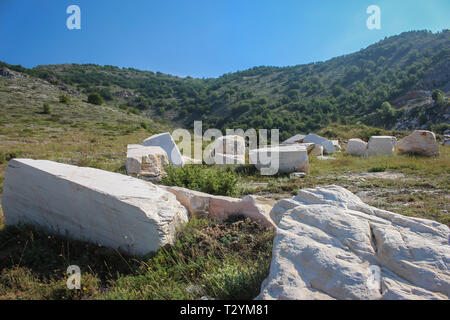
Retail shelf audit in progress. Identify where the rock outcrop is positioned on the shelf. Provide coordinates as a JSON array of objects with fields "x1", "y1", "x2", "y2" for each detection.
[
  {"x1": 346, "y1": 138, "x2": 368, "y2": 157},
  {"x1": 126, "y1": 144, "x2": 169, "y2": 182},
  {"x1": 303, "y1": 134, "x2": 335, "y2": 154},
  {"x1": 367, "y1": 136, "x2": 397, "y2": 156},
  {"x1": 258, "y1": 185, "x2": 450, "y2": 300},
  {"x1": 249, "y1": 145, "x2": 309, "y2": 175},
  {"x1": 2, "y1": 159, "x2": 188, "y2": 256},
  {"x1": 162, "y1": 186, "x2": 275, "y2": 228},
  {"x1": 142, "y1": 132, "x2": 185, "y2": 167},
  {"x1": 396, "y1": 130, "x2": 440, "y2": 156}
]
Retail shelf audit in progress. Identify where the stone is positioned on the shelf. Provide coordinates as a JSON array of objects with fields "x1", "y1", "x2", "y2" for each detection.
[
  {"x1": 316, "y1": 156, "x2": 336, "y2": 160},
  {"x1": 367, "y1": 136, "x2": 397, "y2": 156},
  {"x1": 395, "y1": 130, "x2": 440, "y2": 156},
  {"x1": 213, "y1": 135, "x2": 245, "y2": 155},
  {"x1": 212, "y1": 135, "x2": 246, "y2": 165},
  {"x1": 290, "y1": 172, "x2": 306, "y2": 179},
  {"x1": 282, "y1": 134, "x2": 305, "y2": 145},
  {"x1": 126, "y1": 144, "x2": 169, "y2": 182},
  {"x1": 182, "y1": 156, "x2": 203, "y2": 165},
  {"x1": 310, "y1": 144, "x2": 323, "y2": 156},
  {"x1": 303, "y1": 134, "x2": 335, "y2": 154},
  {"x1": 142, "y1": 132, "x2": 185, "y2": 166},
  {"x1": 162, "y1": 186, "x2": 275, "y2": 228},
  {"x1": 331, "y1": 140, "x2": 341, "y2": 151},
  {"x1": 249, "y1": 145, "x2": 309, "y2": 175},
  {"x1": 346, "y1": 138, "x2": 368, "y2": 157},
  {"x1": 2, "y1": 159, "x2": 188, "y2": 256},
  {"x1": 213, "y1": 153, "x2": 245, "y2": 165},
  {"x1": 257, "y1": 185, "x2": 450, "y2": 300}
]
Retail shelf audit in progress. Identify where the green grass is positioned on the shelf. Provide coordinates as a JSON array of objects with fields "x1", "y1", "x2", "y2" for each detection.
[{"x1": 0, "y1": 217, "x2": 274, "y2": 300}]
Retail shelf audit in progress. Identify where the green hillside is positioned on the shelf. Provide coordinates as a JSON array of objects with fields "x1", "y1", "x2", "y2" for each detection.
[{"x1": 3, "y1": 30, "x2": 448, "y2": 141}]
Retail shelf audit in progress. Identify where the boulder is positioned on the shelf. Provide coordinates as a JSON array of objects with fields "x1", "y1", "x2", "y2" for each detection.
[
  {"x1": 395, "y1": 130, "x2": 440, "y2": 156},
  {"x1": 346, "y1": 138, "x2": 368, "y2": 157},
  {"x1": 213, "y1": 153, "x2": 245, "y2": 165},
  {"x1": 162, "y1": 186, "x2": 275, "y2": 228},
  {"x1": 249, "y1": 145, "x2": 309, "y2": 175},
  {"x1": 331, "y1": 140, "x2": 341, "y2": 151},
  {"x1": 310, "y1": 144, "x2": 323, "y2": 156},
  {"x1": 2, "y1": 159, "x2": 188, "y2": 256},
  {"x1": 182, "y1": 156, "x2": 203, "y2": 164},
  {"x1": 303, "y1": 134, "x2": 335, "y2": 154},
  {"x1": 258, "y1": 185, "x2": 450, "y2": 300},
  {"x1": 367, "y1": 136, "x2": 397, "y2": 156},
  {"x1": 142, "y1": 132, "x2": 185, "y2": 167},
  {"x1": 212, "y1": 135, "x2": 246, "y2": 165},
  {"x1": 126, "y1": 144, "x2": 169, "y2": 182},
  {"x1": 213, "y1": 135, "x2": 245, "y2": 155},
  {"x1": 282, "y1": 134, "x2": 305, "y2": 145}
]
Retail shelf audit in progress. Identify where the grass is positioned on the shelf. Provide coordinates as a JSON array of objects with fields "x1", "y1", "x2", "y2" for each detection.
[
  {"x1": 0, "y1": 68, "x2": 449, "y2": 299},
  {"x1": 238, "y1": 147, "x2": 450, "y2": 225},
  {"x1": 0, "y1": 217, "x2": 274, "y2": 300}
]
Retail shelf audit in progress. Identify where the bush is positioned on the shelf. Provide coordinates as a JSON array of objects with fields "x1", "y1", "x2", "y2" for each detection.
[
  {"x1": 59, "y1": 94, "x2": 71, "y2": 104},
  {"x1": 88, "y1": 92, "x2": 104, "y2": 105},
  {"x1": 43, "y1": 103, "x2": 51, "y2": 114},
  {"x1": 161, "y1": 165, "x2": 239, "y2": 197}
]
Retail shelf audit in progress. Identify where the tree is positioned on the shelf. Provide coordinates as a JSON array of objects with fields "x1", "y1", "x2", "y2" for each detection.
[
  {"x1": 88, "y1": 92, "x2": 104, "y2": 105},
  {"x1": 59, "y1": 94, "x2": 71, "y2": 104},
  {"x1": 43, "y1": 103, "x2": 51, "y2": 114},
  {"x1": 432, "y1": 89, "x2": 444, "y2": 105}
]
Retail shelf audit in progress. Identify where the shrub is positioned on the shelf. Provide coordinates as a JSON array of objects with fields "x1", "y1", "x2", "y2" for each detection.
[
  {"x1": 43, "y1": 103, "x2": 51, "y2": 114},
  {"x1": 161, "y1": 165, "x2": 239, "y2": 197},
  {"x1": 368, "y1": 165, "x2": 387, "y2": 172},
  {"x1": 87, "y1": 92, "x2": 104, "y2": 105},
  {"x1": 59, "y1": 94, "x2": 71, "y2": 104}
]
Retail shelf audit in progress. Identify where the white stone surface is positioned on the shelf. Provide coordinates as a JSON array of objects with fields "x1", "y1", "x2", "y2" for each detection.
[
  {"x1": 310, "y1": 144, "x2": 323, "y2": 156},
  {"x1": 331, "y1": 140, "x2": 341, "y2": 151},
  {"x1": 282, "y1": 134, "x2": 305, "y2": 145},
  {"x1": 396, "y1": 130, "x2": 440, "y2": 156},
  {"x1": 303, "y1": 134, "x2": 335, "y2": 154},
  {"x1": 258, "y1": 185, "x2": 450, "y2": 300},
  {"x1": 347, "y1": 138, "x2": 368, "y2": 157},
  {"x1": 213, "y1": 153, "x2": 245, "y2": 165},
  {"x1": 126, "y1": 144, "x2": 169, "y2": 182},
  {"x1": 142, "y1": 132, "x2": 185, "y2": 167},
  {"x1": 249, "y1": 145, "x2": 309, "y2": 175},
  {"x1": 2, "y1": 159, "x2": 188, "y2": 255},
  {"x1": 213, "y1": 135, "x2": 245, "y2": 155},
  {"x1": 162, "y1": 186, "x2": 275, "y2": 228},
  {"x1": 367, "y1": 136, "x2": 397, "y2": 156}
]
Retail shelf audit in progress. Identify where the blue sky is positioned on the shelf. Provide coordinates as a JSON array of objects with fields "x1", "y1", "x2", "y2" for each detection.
[{"x1": 0, "y1": 0, "x2": 449, "y2": 78}]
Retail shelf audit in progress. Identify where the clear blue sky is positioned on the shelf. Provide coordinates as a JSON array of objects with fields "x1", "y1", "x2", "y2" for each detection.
[{"x1": 0, "y1": 0, "x2": 449, "y2": 78}]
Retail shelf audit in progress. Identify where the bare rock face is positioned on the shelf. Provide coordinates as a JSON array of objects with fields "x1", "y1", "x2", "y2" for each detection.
[
  {"x1": 303, "y1": 134, "x2": 335, "y2": 154},
  {"x1": 396, "y1": 130, "x2": 440, "y2": 156},
  {"x1": 126, "y1": 144, "x2": 169, "y2": 182},
  {"x1": 162, "y1": 186, "x2": 275, "y2": 229},
  {"x1": 347, "y1": 138, "x2": 368, "y2": 157},
  {"x1": 258, "y1": 185, "x2": 449, "y2": 300},
  {"x1": 142, "y1": 132, "x2": 185, "y2": 167},
  {"x1": 2, "y1": 159, "x2": 188, "y2": 256},
  {"x1": 249, "y1": 145, "x2": 309, "y2": 175},
  {"x1": 367, "y1": 136, "x2": 397, "y2": 156}
]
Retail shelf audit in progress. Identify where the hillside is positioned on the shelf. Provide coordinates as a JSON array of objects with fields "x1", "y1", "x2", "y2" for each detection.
[{"x1": 2, "y1": 30, "x2": 449, "y2": 141}]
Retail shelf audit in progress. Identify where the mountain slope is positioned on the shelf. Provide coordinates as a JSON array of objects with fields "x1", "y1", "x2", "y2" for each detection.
[{"x1": 2, "y1": 30, "x2": 449, "y2": 141}]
